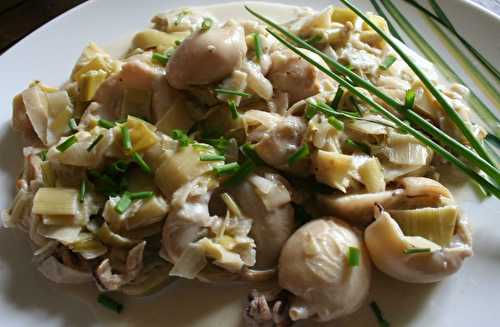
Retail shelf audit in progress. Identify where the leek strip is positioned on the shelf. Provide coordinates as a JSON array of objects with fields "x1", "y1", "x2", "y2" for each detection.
[
  {"x1": 244, "y1": 6, "x2": 499, "y2": 183},
  {"x1": 262, "y1": 27, "x2": 500, "y2": 197},
  {"x1": 404, "y1": 0, "x2": 500, "y2": 81},
  {"x1": 343, "y1": 0, "x2": 496, "y2": 165}
]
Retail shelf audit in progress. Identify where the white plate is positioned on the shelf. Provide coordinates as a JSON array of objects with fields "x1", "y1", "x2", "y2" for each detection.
[{"x1": 0, "y1": 1, "x2": 499, "y2": 326}]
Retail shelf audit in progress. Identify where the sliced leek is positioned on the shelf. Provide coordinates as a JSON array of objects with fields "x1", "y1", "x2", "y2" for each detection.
[{"x1": 33, "y1": 188, "x2": 79, "y2": 216}]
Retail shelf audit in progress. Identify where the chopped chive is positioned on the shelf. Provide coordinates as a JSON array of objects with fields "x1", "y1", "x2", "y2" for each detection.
[
  {"x1": 56, "y1": 135, "x2": 77, "y2": 152},
  {"x1": 132, "y1": 152, "x2": 152, "y2": 174},
  {"x1": 224, "y1": 160, "x2": 256, "y2": 186},
  {"x1": 121, "y1": 126, "x2": 132, "y2": 152},
  {"x1": 192, "y1": 143, "x2": 213, "y2": 151},
  {"x1": 174, "y1": 40, "x2": 181, "y2": 46},
  {"x1": 97, "y1": 294, "x2": 123, "y2": 314},
  {"x1": 200, "y1": 154, "x2": 225, "y2": 161},
  {"x1": 403, "y1": 247, "x2": 431, "y2": 255},
  {"x1": 86, "y1": 134, "x2": 103, "y2": 152},
  {"x1": 98, "y1": 119, "x2": 115, "y2": 129},
  {"x1": 370, "y1": 301, "x2": 390, "y2": 327},
  {"x1": 68, "y1": 118, "x2": 78, "y2": 133},
  {"x1": 305, "y1": 103, "x2": 317, "y2": 120},
  {"x1": 253, "y1": 32, "x2": 262, "y2": 62},
  {"x1": 350, "y1": 96, "x2": 363, "y2": 115},
  {"x1": 241, "y1": 143, "x2": 264, "y2": 165},
  {"x1": 328, "y1": 116, "x2": 344, "y2": 130},
  {"x1": 305, "y1": 34, "x2": 323, "y2": 46},
  {"x1": 214, "y1": 88, "x2": 250, "y2": 97},
  {"x1": 379, "y1": 54, "x2": 397, "y2": 70},
  {"x1": 347, "y1": 246, "x2": 360, "y2": 267},
  {"x1": 201, "y1": 17, "x2": 213, "y2": 32},
  {"x1": 213, "y1": 162, "x2": 240, "y2": 176},
  {"x1": 202, "y1": 137, "x2": 230, "y2": 154},
  {"x1": 106, "y1": 160, "x2": 129, "y2": 175},
  {"x1": 345, "y1": 139, "x2": 371, "y2": 154},
  {"x1": 128, "y1": 191, "x2": 154, "y2": 200},
  {"x1": 287, "y1": 144, "x2": 310, "y2": 166},
  {"x1": 404, "y1": 89, "x2": 416, "y2": 110},
  {"x1": 79, "y1": 180, "x2": 86, "y2": 203},
  {"x1": 152, "y1": 52, "x2": 168, "y2": 66},
  {"x1": 331, "y1": 87, "x2": 344, "y2": 109},
  {"x1": 171, "y1": 129, "x2": 192, "y2": 147},
  {"x1": 227, "y1": 100, "x2": 240, "y2": 119},
  {"x1": 38, "y1": 150, "x2": 48, "y2": 161},
  {"x1": 115, "y1": 193, "x2": 132, "y2": 214}
]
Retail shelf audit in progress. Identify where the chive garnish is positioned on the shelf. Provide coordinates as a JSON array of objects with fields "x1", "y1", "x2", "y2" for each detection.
[
  {"x1": 79, "y1": 180, "x2": 86, "y2": 203},
  {"x1": 288, "y1": 144, "x2": 310, "y2": 166},
  {"x1": 379, "y1": 54, "x2": 397, "y2": 70},
  {"x1": 128, "y1": 191, "x2": 154, "y2": 200},
  {"x1": 331, "y1": 87, "x2": 344, "y2": 109},
  {"x1": 305, "y1": 34, "x2": 323, "y2": 46},
  {"x1": 106, "y1": 160, "x2": 129, "y2": 175},
  {"x1": 214, "y1": 88, "x2": 250, "y2": 97},
  {"x1": 347, "y1": 246, "x2": 360, "y2": 267},
  {"x1": 200, "y1": 154, "x2": 225, "y2": 161},
  {"x1": 68, "y1": 118, "x2": 78, "y2": 133},
  {"x1": 174, "y1": 40, "x2": 181, "y2": 46},
  {"x1": 403, "y1": 247, "x2": 431, "y2": 255},
  {"x1": 132, "y1": 152, "x2": 151, "y2": 174},
  {"x1": 227, "y1": 100, "x2": 240, "y2": 119},
  {"x1": 213, "y1": 162, "x2": 240, "y2": 176},
  {"x1": 241, "y1": 143, "x2": 264, "y2": 165},
  {"x1": 98, "y1": 119, "x2": 115, "y2": 129},
  {"x1": 253, "y1": 32, "x2": 262, "y2": 62},
  {"x1": 171, "y1": 129, "x2": 192, "y2": 147},
  {"x1": 370, "y1": 301, "x2": 390, "y2": 327},
  {"x1": 38, "y1": 150, "x2": 48, "y2": 161},
  {"x1": 404, "y1": 89, "x2": 416, "y2": 110},
  {"x1": 87, "y1": 134, "x2": 103, "y2": 152},
  {"x1": 328, "y1": 116, "x2": 344, "y2": 131},
  {"x1": 97, "y1": 294, "x2": 123, "y2": 314},
  {"x1": 345, "y1": 139, "x2": 371, "y2": 154},
  {"x1": 350, "y1": 96, "x2": 363, "y2": 115},
  {"x1": 224, "y1": 160, "x2": 256, "y2": 186},
  {"x1": 56, "y1": 135, "x2": 77, "y2": 152},
  {"x1": 115, "y1": 193, "x2": 132, "y2": 214},
  {"x1": 201, "y1": 17, "x2": 213, "y2": 31},
  {"x1": 152, "y1": 52, "x2": 168, "y2": 66},
  {"x1": 244, "y1": 7, "x2": 500, "y2": 197},
  {"x1": 202, "y1": 137, "x2": 230, "y2": 154},
  {"x1": 121, "y1": 126, "x2": 132, "y2": 152}
]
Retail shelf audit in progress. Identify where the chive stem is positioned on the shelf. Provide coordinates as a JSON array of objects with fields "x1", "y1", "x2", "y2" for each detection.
[
  {"x1": 288, "y1": 144, "x2": 310, "y2": 166},
  {"x1": 171, "y1": 129, "x2": 192, "y2": 147},
  {"x1": 132, "y1": 152, "x2": 152, "y2": 174},
  {"x1": 121, "y1": 126, "x2": 132, "y2": 152},
  {"x1": 253, "y1": 32, "x2": 262, "y2": 62},
  {"x1": 370, "y1": 301, "x2": 390, "y2": 327},
  {"x1": 223, "y1": 160, "x2": 255, "y2": 186},
  {"x1": 213, "y1": 162, "x2": 240, "y2": 176},
  {"x1": 128, "y1": 191, "x2": 154, "y2": 200},
  {"x1": 98, "y1": 119, "x2": 115, "y2": 129},
  {"x1": 56, "y1": 135, "x2": 77, "y2": 152},
  {"x1": 347, "y1": 246, "x2": 360, "y2": 267},
  {"x1": 115, "y1": 193, "x2": 132, "y2": 214},
  {"x1": 200, "y1": 154, "x2": 225, "y2": 161},
  {"x1": 241, "y1": 143, "x2": 264, "y2": 165},
  {"x1": 79, "y1": 180, "x2": 86, "y2": 203},
  {"x1": 379, "y1": 54, "x2": 397, "y2": 70},
  {"x1": 201, "y1": 17, "x2": 213, "y2": 32},
  {"x1": 214, "y1": 88, "x2": 250, "y2": 97},
  {"x1": 331, "y1": 87, "x2": 344, "y2": 109},
  {"x1": 87, "y1": 134, "x2": 103, "y2": 152},
  {"x1": 227, "y1": 100, "x2": 240, "y2": 120},
  {"x1": 68, "y1": 118, "x2": 78, "y2": 133},
  {"x1": 346, "y1": 139, "x2": 371, "y2": 154},
  {"x1": 152, "y1": 52, "x2": 168, "y2": 66},
  {"x1": 403, "y1": 247, "x2": 431, "y2": 254}
]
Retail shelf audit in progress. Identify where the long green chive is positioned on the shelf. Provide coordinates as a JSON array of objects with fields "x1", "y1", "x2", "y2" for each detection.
[
  {"x1": 152, "y1": 52, "x2": 168, "y2": 66},
  {"x1": 132, "y1": 152, "x2": 151, "y2": 174},
  {"x1": 346, "y1": 139, "x2": 370, "y2": 154},
  {"x1": 79, "y1": 180, "x2": 86, "y2": 203},
  {"x1": 331, "y1": 87, "x2": 344, "y2": 109},
  {"x1": 342, "y1": 0, "x2": 495, "y2": 166},
  {"x1": 241, "y1": 143, "x2": 264, "y2": 165},
  {"x1": 227, "y1": 100, "x2": 240, "y2": 119},
  {"x1": 68, "y1": 118, "x2": 78, "y2": 133},
  {"x1": 171, "y1": 129, "x2": 192, "y2": 147},
  {"x1": 213, "y1": 162, "x2": 240, "y2": 176},
  {"x1": 97, "y1": 294, "x2": 123, "y2": 314},
  {"x1": 244, "y1": 6, "x2": 500, "y2": 188},
  {"x1": 38, "y1": 150, "x2": 48, "y2": 161},
  {"x1": 200, "y1": 154, "x2": 225, "y2": 161},
  {"x1": 370, "y1": 301, "x2": 390, "y2": 327},
  {"x1": 404, "y1": 0, "x2": 500, "y2": 82},
  {"x1": 403, "y1": 247, "x2": 431, "y2": 255},
  {"x1": 87, "y1": 134, "x2": 103, "y2": 152},
  {"x1": 56, "y1": 135, "x2": 77, "y2": 152},
  {"x1": 115, "y1": 193, "x2": 132, "y2": 214},
  {"x1": 328, "y1": 116, "x2": 344, "y2": 131},
  {"x1": 121, "y1": 126, "x2": 132, "y2": 151},
  {"x1": 224, "y1": 160, "x2": 256, "y2": 186},
  {"x1": 98, "y1": 119, "x2": 115, "y2": 129},
  {"x1": 201, "y1": 17, "x2": 213, "y2": 32},
  {"x1": 253, "y1": 32, "x2": 262, "y2": 62},
  {"x1": 214, "y1": 88, "x2": 250, "y2": 97},
  {"x1": 305, "y1": 34, "x2": 323, "y2": 46},
  {"x1": 347, "y1": 246, "x2": 360, "y2": 267},
  {"x1": 379, "y1": 54, "x2": 397, "y2": 70},
  {"x1": 288, "y1": 144, "x2": 310, "y2": 166},
  {"x1": 128, "y1": 191, "x2": 154, "y2": 200},
  {"x1": 404, "y1": 89, "x2": 416, "y2": 110},
  {"x1": 350, "y1": 96, "x2": 363, "y2": 115},
  {"x1": 244, "y1": 9, "x2": 500, "y2": 196}
]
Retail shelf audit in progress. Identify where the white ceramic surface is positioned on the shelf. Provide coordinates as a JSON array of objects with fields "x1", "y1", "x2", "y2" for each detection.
[{"x1": 0, "y1": 1, "x2": 499, "y2": 326}]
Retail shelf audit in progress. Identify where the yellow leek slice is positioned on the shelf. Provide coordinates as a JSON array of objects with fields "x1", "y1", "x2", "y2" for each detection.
[{"x1": 33, "y1": 188, "x2": 78, "y2": 216}]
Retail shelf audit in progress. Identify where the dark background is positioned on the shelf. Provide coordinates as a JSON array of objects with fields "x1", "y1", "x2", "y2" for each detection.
[{"x1": 0, "y1": 0, "x2": 87, "y2": 54}]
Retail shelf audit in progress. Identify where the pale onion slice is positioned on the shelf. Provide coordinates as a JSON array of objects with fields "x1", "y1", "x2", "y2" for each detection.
[{"x1": 169, "y1": 243, "x2": 207, "y2": 279}]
